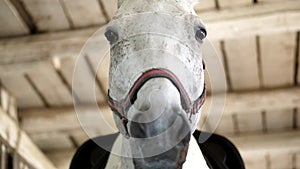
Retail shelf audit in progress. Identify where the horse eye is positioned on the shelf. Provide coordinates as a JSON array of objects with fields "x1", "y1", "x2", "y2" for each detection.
[
  {"x1": 105, "y1": 29, "x2": 118, "y2": 44},
  {"x1": 195, "y1": 28, "x2": 207, "y2": 42}
]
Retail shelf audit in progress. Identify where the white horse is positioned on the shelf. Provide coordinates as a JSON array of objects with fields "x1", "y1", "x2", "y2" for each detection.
[
  {"x1": 70, "y1": 1, "x2": 245, "y2": 169},
  {"x1": 105, "y1": 0, "x2": 208, "y2": 168}
]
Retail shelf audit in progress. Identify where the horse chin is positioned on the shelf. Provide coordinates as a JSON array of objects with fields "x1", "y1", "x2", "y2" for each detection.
[
  {"x1": 129, "y1": 134, "x2": 191, "y2": 169},
  {"x1": 132, "y1": 133, "x2": 190, "y2": 169}
]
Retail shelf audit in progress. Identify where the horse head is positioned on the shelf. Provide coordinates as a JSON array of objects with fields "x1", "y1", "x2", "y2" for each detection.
[{"x1": 106, "y1": 0, "x2": 206, "y2": 168}]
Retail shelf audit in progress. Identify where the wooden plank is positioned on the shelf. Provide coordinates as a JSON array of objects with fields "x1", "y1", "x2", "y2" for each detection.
[
  {"x1": 1, "y1": 75, "x2": 44, "y2": 108},
  {"x1": 0, "y1": 88, "x2": 9, "y2": 113},
  {"x1": 0, "y1": 27, "x2": 98, "y2": 76},
  {"x1": 8, "y1": 97, "x2": 17, "y2": 123},
  {"x1": 27, "y1": 62, "x2": 72, "y2": 106},
  {"x1": 298, "y1": 33, "x2": 300, "y2": 85},
  {"x1": 0, "y1": 0, "x2": 29, "y2": 37},
  {"x1": 194, "y1": 0, "x2": 215, "y2": 12},
  {"x1": 204, "y1": 71, "x2": 212, "y2": 94},
  {"x1": 229, "y1": 130, "x2": 300, "y2": 155},
  {"x1": 56, "y1": 57, "x2": 73, "y2": 88},
  {"x1": 101, "y1": 0, "x2": 117, "y2": 19},
  {"x1": 218, "y1": 0, "x2": 252, "y2": 9},
  {"x1": 70, "y1": 130, "x2": 89, "y2": 146},
  {"x1": 30, "y1": 133, "x2": 74, "y2": 151},
  {"x1": 0, "y1": 143, "x2": 5, "y2": 169},
  {"x1": 199, "y1": 0, "x2": 300, "y2": 22},
  {"x1": 21, "y1": 0, "x2": 70, "y2": 31},
  {"x1": 258, "y1": 0, "x2": 285, "y2": 3},
  {"x1": 297, "y1": 152, "x2": 300, "y2": 169},
  {"x1": 62, "y1": 0, "x2": 106, "y2": 28},
  {"x1": 90, "y1": 52, "x2": 110, "y2": 95},
  {"x1": 295, "y1": 108, "x2": 300, "y2": 128},
  {"x1": 222, "y1": 87, "x2": 300, "y2": 115},
  {"x1": 236, "y1": 111, "x2": 263, "y2": 133},
  {"x1": 46, "y1": 149, "x2": 76, "y2": 169},
  {"x1": 20, "y1": 106, "x2": 81, "y2": 134},
  {"x1": 224, "y1": 36, "x2": 260, "y2": 91},
  {"x1": 207, "y1": 11, "x2": 300, "y2": 40},
  {"x1": 203, "y1": 40, "x2": 227, "y2": 93},
  {"x1": 242, "y1": 152, "x2": 267, "y2": 169},
  {"x1": 0, "y1": 109, "x2": 56, "y2": 169},
  {"x1": 1, "y1": 10, "x2": 300, "y2": 68},
  {"x1": 80, "y1": 30, "x2": 110, "y2": 99},
  {"x1": 19, "y1": 87, "x2": 300, "y2": 132},
  {"x1": 266, "y1": 108, "x2": 293, "y2": 131},
  {"x1": 214, "y1": 115, "x2": 235, "y2": 134},
  {"x1": 260, "y1": 32, "x2": 296, "y2": 87},
  {"x1": 17, "y1": 131, "x2": 57, "y2": 169},
  {"x1": 269, "y1": 152, "x2": 293, "y2": 169},
  {"x1": 59, "y1": 56, "x2": 106, "y2": 103},
  {"x1": 19, "y1": 105, "x2": 117, "y2": 135}
]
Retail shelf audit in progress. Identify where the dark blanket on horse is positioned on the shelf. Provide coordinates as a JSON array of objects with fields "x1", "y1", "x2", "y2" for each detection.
[{"x1": 70, "y1": 130, "x2": 245, "y2": 169}]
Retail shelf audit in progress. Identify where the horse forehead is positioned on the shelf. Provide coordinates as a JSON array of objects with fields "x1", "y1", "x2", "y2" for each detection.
[{"x1": 115, "y1": 0, "x2": 195, "y2": 17}]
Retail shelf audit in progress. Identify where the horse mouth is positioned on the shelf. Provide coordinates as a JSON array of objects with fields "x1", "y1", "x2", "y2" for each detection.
[
  {"x1": 132, "y1": 133, "x2": 190, "y2": 169},
  {"x1": 129, "y1": 113, "x2": 191, "y2": 169}
]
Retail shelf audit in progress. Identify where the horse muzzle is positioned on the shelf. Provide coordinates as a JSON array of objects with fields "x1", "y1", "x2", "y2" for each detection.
[
  {"x1": 127, "y1": 78, "x2": 191, "y2": 169},
  {"x1": 108, "y1": 68, "x2": 205, "y2": 168}
]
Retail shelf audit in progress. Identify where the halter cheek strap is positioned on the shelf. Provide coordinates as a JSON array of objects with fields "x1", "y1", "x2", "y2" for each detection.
[{"x1": 108, "y1": 68, "x2": 206, "y2": 137}]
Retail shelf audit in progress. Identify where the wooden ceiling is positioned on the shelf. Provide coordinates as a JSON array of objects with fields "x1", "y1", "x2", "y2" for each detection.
[{"x1": 0, "y1": 0, "x2": 300, "y2": 169}]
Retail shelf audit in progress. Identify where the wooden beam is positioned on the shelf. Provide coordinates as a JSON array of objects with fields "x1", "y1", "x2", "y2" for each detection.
[
  {"x1": 26, "y1": 62, "x2": 73, "y2": 106},
  {"x1": 0, "y1": 1, "x2": 300, "y2": 74},
  {"x1": 19, "y1": 105, "x2": 118, "y2": 135},
  {"x1": 21, "y1": 0, "x2": 70, "y2": 31},
  {"x1": 0, "y1": 26, "x2": 97, "y2": 61},
  {"x1": 61, "y1": 0, "x2": 106, "y2": 28},
  {"x1": 229, "y1": 130, "x2": 300, "y2": 155},
  {"x1": 0, "y1": 106, "x2": 56, "y2": 169},
  {"x1": 19, "y1": 87, "x2": 300, "y2": 135},
  {"x1": 259, "y1": 32, "x2": 296, "y2": 87},
  {"x1": 218, "y1": 87, "x2": 300, "y2": 115},
  {"x1": 228, "y1": 130, "x2": 300, "y2": 169},
  {"x1": 217, "y1": 0, "x2": 252, "y2": 9},
  {"x1": 0, "y1": 26, "x2": 107, "y2": 76},
  {"x1": 0, "y1": 0, "x2": 29, "y2": 37},
  {"x1": 265, "y1": 108, "x2": 294, "y2": 131},
  {"x1": 223, "y1": 36, "x2": 260, "y2": 91},
  {"x1": 206, "y1": 11, "x2": 300, "y2": 40},
  {"x1": 101, "y1": 0, "x2": 117, "y2": 20},
  {"x1": 45, "y1": 149, "x2": 76, "y2": 169},
  {"x1": 1, "y1": 74, "x2": 44, "y2": 108},
  {"x1": 197, "y1": 0, "x2": 300, "y2": 21}
]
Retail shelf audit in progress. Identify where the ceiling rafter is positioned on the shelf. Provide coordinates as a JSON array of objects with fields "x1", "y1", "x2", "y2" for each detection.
[{"x1": 0, "y1": 1, "x2": 300, "y2": 75}]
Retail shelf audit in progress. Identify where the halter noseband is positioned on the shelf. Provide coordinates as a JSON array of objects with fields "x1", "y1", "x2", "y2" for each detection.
[{"x1": 108, "y1": 68, "x2": 206, "y2": 137}]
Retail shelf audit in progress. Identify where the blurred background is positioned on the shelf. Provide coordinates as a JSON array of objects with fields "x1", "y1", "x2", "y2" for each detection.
[{"x1": 0, "y1": 0, "x2": 299, "y2": 169}]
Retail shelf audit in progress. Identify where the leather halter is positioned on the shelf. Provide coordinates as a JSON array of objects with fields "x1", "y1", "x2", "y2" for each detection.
[{"x1": 108, "y1": 68, "x2": 206, "y2": 137}]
